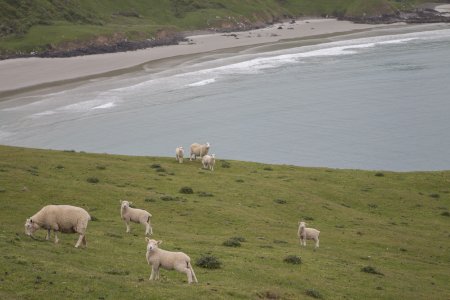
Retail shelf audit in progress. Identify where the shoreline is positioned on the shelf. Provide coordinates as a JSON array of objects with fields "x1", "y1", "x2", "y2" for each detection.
[
  {"x1": 0, "y1": 19, "x2": 388, "y2": 98},
  {"x1": 0, "y1": 19, "x2": 447, "y2": 99}
]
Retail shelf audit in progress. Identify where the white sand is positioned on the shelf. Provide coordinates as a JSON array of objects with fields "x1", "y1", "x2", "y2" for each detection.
[{"x1": 0, "y1": 19, "x2": 390, "y2": 94}]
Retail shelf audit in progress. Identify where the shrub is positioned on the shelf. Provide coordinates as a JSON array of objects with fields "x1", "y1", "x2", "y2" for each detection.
[
  {"x1": 198, "y1": 191, "x2": 214, "y2": 197},
  {"x1": 368, "y1": 203, "x2": 378, "y2": 208},
  {"x1": 231, "y1": 236, "x2": 246, "y2": 242},
  {"x1": 303, "y1": 216, "x2": 314, "y2": 221},
  {"x1": 305, "y1": 289, "x2": 322, "y2": 299},
  {"x1": 195, "y1": 255, "x2": 221, "y2": 269},
  {"x1": 86, "y1": 177, "x2": 99, "y2": 183},
  {"x1": 96, "y1": 165, "x2": 106, "y2": 170},
  {"x1": 160, "y1": 195, "x2": 185, "y2": 202},
  {"x1": 223, "y1": 238, "x2": 241, "y2": 247},
  {"x1": 235, "y1": 179, "x2": 244, "y2": 183},
  {"x1": 155, "y1": 167, "x2": 166, "y2": 173},
  {"x1": 179, "y1": 186, "x2": 194, "y2": 194},
  {"x1": 274, "y1": 199, "x2": 286, "y2": 204},
  {"x1": 263, "y1": 166, "x2": 273, "y2": 171},
  {"x1": 441, "y1": 211, "x2": 450, "y2": 217},
  {"x1": 144, "y1": 197, "x2": 156, "y2": 202},
  {"x1": 283, "y1": 255, "x2": 301, "y2": 265},
  {"x1": 430, "y1": 193, "x2": 440, "y2": 199},
  {"x1": 56, "y1": 165, "x2": 64, "y2": 169},
  {"x1": 221, "y1": 161, "x2": 231, "y2": 168},
  {"x1": 361, "y1": 266, "x2": 384, "y2": 276},
  {"x1": 374, "y1": 172, "x2": 384, "y2": 177},
  {"x1": 150, "y1": 164, "x2": 161, "y2": 169}
]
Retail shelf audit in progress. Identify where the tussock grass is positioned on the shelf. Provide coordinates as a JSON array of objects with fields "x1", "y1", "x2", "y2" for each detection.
[{"x1": 0, "y1": 145, "x2": 449, "y2": 299}]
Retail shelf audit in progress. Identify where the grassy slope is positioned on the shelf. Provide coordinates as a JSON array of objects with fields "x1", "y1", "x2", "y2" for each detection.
[
  {"x1": 0, "y1": 0, "x2": 432, "y2": 55},
  {"x1": 0, "y1": 145, "x2": 449, "y2": 299}
]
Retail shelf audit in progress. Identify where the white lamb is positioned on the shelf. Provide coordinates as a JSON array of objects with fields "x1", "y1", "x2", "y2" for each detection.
[
  {"x1": 120, "y1": 200, "x2": 153, "y2": 235},
  {"x1": 24, "y1": 205, "x2": 91, "y2": 248},
  {"x1": 175, "y1": 146, "x2": 184, "y2": 163},
  {"x1": 145, "y1": 238, "x2": 198, "y2": 284},
  {"x1": 190, "y1": 142, "x2": 210, "y2": 161},
  {"x1": 297, "y1": 221, "x2": 320, "y2": 248},
  {"x1": 202, "y1": 154, "x2": 216, "y2": 171}
]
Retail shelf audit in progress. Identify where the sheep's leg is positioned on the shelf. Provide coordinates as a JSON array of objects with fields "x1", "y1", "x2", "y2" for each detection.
[
  {"x1": 82, "y1": 235, "x2": 87, "y2": 247},
  {"x1": 189, "y1": 263, "x2": 198, "y2": 283},
  {"x1": 46, "y1": 229, "x2": 51, "y2": 240},
  {"x1": 125, "y1": 221, "x2": 131, "y2": 233},
  {"x1": 175, "y1": 264, "x2": 193, "y2": 284},
  {"x1": 75, "y1": 234, "x2": 84, "y2": 248},
  {"x1": 315, "y1": 238, "x2": 319, "y2": 248},
  {"x1": 149, "y1": 266, "x2": 158, "y2": 281},
  {"x1": 144, "y1": 222, "x2": 152, "y2": 235},
  {"x1": 54, "y1": 232, "x2": 59, "y2": 244}
]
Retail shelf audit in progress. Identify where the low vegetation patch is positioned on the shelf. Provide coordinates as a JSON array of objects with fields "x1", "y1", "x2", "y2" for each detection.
[
  {"x1": 430, "y1": 193, "x2": 440, "y2": 199},
  {"x1": 179, "y1": 186, "x2": 194, "y2": 194},
  {"x1": 221, "y1": 161, "x2": 231, "y2": 168},
  {"x1": 374, "y1": 172, "x2": 384, "y2": 177},
  {"x1": 197, "y1": 191, "x2": 213, "y2": 197},
  {"x1": 274, "y1": 198, "x2": 287, "y2": 204},
  {"x1": 283, "y1": 255, "x2": 302, "y2": 265},
  {"x1": 361, "y1": 266, "x2": 384, "y2": 276},
  {"x1": 105, "y1": 270, "x2": 130, "y2": 276},
  {"x1": 223, "y1": 238, "x2": 242, "y2": 247},
  {"x1": 86, "y1": 177, "x2": 99, "y2": 183},
  {"x1": 305, "y1": 289, "x2": 322, "y2": 299},
  {"x1": 441, "y1": 211, "x2": 450, "y2": 217},
  {"x1": 195, "y1": 255, "x2": 221, "y2": 269}
]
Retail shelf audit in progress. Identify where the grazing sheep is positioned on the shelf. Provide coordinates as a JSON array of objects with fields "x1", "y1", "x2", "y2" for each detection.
[
  {"x1": 145, "y1": 238, "x2": 198, "y2": 284},
  {"x1": 297, "y1": 221, "x2": 320, "y2": 248},
  {"x1": 24, "y1": 205, "x2": 91, "y2": 248},
  {"x1": 175, "y1": 146, "x2": 184, "y2": 163},
  {"x1": 202, "y1": 154, "x2": 216, "y2": 171},
  {"x1": 190, "y1": 142, "x2": 210, "y2": 161},
  {"x1": 120, "y1": 200, "x2": 153, "y2": 235}
]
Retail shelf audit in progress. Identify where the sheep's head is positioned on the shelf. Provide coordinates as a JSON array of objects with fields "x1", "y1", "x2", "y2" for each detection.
[
  {"x1": 146, "y1": 238, "x2": 162, "y2": 252},
  {"x1": 120, "y1": 200, "x2": 132, "y2": 210},
  {"x1": 299, "y1": 221, "x2": 306, "y2": 228},
  {"x1": 179, "y1": 146, "x2": 183, "y2": 149},
  {"x1": 205, "y1": 142, "x2": 210, "y2": 149},
  {"x1": 24, "y1": 218, "x2": 38, "y2": 236},
  {"x1": 211, "y1": 154, "x2": 216, "y2": 158}
]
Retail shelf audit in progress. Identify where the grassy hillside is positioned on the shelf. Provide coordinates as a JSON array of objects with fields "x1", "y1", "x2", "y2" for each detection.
[
  {"x1": 0, "y1": 145, "x2": 449, "y2": 299},
  {"x1": 0, "y1": 0, "x2": 434, "y2": 56}
]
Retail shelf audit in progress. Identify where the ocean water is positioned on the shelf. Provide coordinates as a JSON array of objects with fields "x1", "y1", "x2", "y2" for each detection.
[{"x1": 1, "y1": 26, "x2": 450, "y2": 171}]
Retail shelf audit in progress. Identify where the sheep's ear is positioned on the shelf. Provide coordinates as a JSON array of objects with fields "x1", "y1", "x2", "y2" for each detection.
[
  {"x1": 145, "y1": 237, "x2": 150, "y2": 242},
  {"x1": 157, "y1": 240, "x2": 163, "y2": 245}
]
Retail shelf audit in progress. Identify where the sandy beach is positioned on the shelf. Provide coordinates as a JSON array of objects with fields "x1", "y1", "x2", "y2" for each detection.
[{"x1": 0, "y1": 19, "x2": 392, "y2": 95}]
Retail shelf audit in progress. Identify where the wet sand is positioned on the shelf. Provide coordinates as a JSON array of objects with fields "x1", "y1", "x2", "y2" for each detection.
[{"x1": 0, "y1": 19, "x2": 389, "y2": 95}]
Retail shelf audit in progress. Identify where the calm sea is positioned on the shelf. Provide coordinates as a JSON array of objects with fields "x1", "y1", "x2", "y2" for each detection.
[{"x1": 1, "y1": 26, "x2": 450, "y2": 171}]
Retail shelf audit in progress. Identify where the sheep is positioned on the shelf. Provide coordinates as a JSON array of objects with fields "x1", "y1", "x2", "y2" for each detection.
[
  {"x1": 24, "y1": 205, "x2": 91, "y2": 248},
  {"x1": 202, "y1": 154, "x2": 216, "y2": 171},
  {"x1": 190, "y1": 142, "x2": 210, "y2": 161},
  {"x1": 175, "y1": 146, "x2": 184, "y2": 163},
  {"x1": 120, "y1": 200, "x2": 153, "y2": 235},
  {"x1": 145, "y1": 238, "x2": 198, "y2": 284},
  {"x1": 297, "y1": 221, "x2": 320, "y2": 248}
]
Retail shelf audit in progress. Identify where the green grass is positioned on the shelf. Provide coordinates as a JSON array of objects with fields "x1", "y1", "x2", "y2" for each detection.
[
  {"x1": 0, "y1": 0, "x2": 434, "y2": 55},
  {"x1": 0, "y1": 145, "x2": 449, "y2": 299}
]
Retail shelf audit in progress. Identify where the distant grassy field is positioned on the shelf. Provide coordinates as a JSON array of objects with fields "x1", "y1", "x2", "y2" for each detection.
[
  {"x1": 0, "y1": 0, "x2": 433, "y2": 55},
  {"x1": 0, "y1": 145, "x2": 449, "y2": 299}
]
